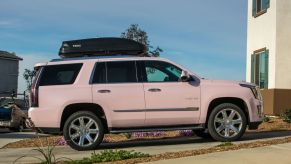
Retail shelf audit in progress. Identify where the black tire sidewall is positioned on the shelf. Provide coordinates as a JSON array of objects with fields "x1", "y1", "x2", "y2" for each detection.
[
  {"x1": 63, "y1": 111, "x2": 104, "y2": 151},
  {"x1": 193, "y1": 129, "x2": 213, "y2": 139},
  {"x1": 208, "y1": 103, "x2": 247, "y2": 142}
]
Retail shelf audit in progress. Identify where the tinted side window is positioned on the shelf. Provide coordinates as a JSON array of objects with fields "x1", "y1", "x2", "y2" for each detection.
[
  {"x1": 92, "y1": 62, "x2": 106, "y2": 84},
  {"x1": 107, "y1": 61, "x2": 137, "y2": 83},
  {"x1": 39, "y1": 64, "x2": 82, "y2": 86},
  {"x1": 143, "y1": 61, "x2": 182, "y2": 82}
]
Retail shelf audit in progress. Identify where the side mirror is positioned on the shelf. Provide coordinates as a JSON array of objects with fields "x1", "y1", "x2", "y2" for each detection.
[{"x1": 180, "y1": 70, "x2": 191, "y2": 82}]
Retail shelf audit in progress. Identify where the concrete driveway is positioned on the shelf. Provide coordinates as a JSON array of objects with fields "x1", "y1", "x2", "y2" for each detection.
[{"x1": 0, "y1": 130, "x2": 291, "y2": 163}]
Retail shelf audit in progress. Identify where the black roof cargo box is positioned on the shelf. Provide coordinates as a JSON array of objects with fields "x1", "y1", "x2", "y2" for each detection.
[{"x1": 59, "y1": 37, "x2": 147, "y2": 58}]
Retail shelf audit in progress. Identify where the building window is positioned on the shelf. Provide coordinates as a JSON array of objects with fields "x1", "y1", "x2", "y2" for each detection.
[
  {"x1": 252, "y1": 0, "x2": 270, "y2": 17},
  {"x1": 251, "y1": 48, "x2": 269, "y2": 89}
]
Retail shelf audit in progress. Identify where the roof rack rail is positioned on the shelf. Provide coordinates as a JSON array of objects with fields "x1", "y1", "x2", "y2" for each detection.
[
  {"x1": 50, "y1": 55, "x2": 140, "y2": 62},
  {"x1": 59, "y1": 37, "x2": 147, "y2": 58}
]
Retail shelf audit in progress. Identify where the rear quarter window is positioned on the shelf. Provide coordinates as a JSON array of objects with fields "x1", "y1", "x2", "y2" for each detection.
[{"x1": 39, "y1": 63, "x2": 83, "y2": 86}]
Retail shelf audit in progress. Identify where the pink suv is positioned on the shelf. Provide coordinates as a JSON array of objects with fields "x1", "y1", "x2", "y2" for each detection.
[{"x1": 29, "y1": 56, "x2": 263, "y2": 150}]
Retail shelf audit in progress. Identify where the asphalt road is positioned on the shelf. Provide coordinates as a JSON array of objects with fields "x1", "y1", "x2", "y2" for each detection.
[{"x1": 0, "y1": 130, "x2": 291, "y2": 163}]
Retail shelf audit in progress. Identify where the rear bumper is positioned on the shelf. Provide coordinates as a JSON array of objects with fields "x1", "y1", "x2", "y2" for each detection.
[
  {"x1": 248, "y1": 121, "x2": 262, "y2": 130},
  {"x1": 0, "y1": 120, "x2": 11, "y2": 127},
  {"x1": 28, "y1": 107, "x2": 60, "y2": 128}
]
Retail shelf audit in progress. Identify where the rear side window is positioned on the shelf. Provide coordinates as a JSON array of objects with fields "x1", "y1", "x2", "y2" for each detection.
[
  {"x1": 92, "y1": 62, "x2": 106, "y2": 84},
  {"x1": 91, "y1": 61, "x2": 137, "y2": 84},
  {"x1": 39, "y1": 64, "x2": 83, "y2": 86},
  {"x1": 107, "y1": 61, "x2": 137, "y2": 83}
]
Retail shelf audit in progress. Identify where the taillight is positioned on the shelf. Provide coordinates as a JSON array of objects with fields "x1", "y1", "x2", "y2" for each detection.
[
  {"x1": 30, "y1": 87, "x2": 39, "y2": 107},
  {"x1": 30, "y1": 67, "x2": 42, "y2": 107}
]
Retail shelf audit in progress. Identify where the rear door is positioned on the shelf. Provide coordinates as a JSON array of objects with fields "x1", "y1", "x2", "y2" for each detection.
[
  {"x1": 91, "y1": 61, "x2": 146, "y2": 128},
  {"x1": 139, "y1": 60, "x2": 201, "y2": 126}
]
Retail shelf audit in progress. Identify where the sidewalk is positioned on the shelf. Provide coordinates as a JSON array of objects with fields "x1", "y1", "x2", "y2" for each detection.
[{"x1": 147, "y1": 142, "x2": 291, "y2": 164}]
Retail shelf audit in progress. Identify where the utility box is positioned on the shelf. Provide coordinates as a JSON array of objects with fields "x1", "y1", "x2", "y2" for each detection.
[{"x1": 0, "y1": 51, "x2": 23, "y2": 97}]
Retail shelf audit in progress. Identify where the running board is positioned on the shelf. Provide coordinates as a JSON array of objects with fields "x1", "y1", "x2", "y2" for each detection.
[{"x1": 109, "y1": 124, "x2": 205, "y2": 134}]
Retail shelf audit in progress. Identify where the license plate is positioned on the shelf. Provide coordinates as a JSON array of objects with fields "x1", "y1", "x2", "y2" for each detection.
[{"x1": 0, "y1": 121, "x2": 10, "y2": 127}]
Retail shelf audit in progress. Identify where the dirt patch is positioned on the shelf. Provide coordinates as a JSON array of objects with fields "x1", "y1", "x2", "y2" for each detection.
[{"x1": 252, "y1": 117, "x2": 291, "y2": 131}]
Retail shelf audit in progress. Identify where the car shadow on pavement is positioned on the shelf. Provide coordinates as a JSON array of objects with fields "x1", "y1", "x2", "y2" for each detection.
[
  {"x1": 99, "y1": 136, "x2": 214, "y2": 149},
  {"x1": 242, "y1": 130, "x2": 291, "y2": 141},
  {"x1": 0, "y1": 133, "x2": 38, "y2": 139},
  {"x1": 0, "y1": 129, "x2": 47, "y2": 139},
  {"x1": 97, "y1": 130, "x2": 291, "y2": 150}
]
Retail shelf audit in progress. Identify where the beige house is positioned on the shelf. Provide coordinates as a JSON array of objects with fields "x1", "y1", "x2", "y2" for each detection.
[{"x1": 246, "y1": 0, "x2": 291, "y2": 115}]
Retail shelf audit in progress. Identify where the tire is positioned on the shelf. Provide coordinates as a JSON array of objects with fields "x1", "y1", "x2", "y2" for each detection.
[
  {"x1": 208, "y1": 103, "x2": 247, "y2": 142},
  {"x1": 193, "y1": 129, "x2": 212, "y2": 139},
  {"x1": 63, "y1": 111, "x2": 104, "y2": 151}
]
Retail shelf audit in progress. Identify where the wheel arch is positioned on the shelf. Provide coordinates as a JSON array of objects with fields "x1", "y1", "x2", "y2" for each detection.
[
  {"x1": 60, "y1": 103, "x2": 109, "y2": 133},
  {"x1": 205, "y1": 97, "x2": 250, "y2": 127}
]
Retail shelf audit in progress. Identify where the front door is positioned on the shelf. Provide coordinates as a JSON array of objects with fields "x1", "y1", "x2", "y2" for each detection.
[
  {"x1": 139, "y1": 60, "x2": 201, "y2": 126},
  {"x1": 91, "y1": 61, "x2": 145, "y2": 128}
]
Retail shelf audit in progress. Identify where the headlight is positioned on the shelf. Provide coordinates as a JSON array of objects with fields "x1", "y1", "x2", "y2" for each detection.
[{"x1": 240, "y1": 83, "x2": 262, "y2": 100}]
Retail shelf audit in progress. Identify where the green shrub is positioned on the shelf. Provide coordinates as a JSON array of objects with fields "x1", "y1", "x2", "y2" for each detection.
[
  {"x1": 70, "y1": 150, "x2": 150, "y2": 164},
  {"x1": 263, "y1": 115, "x2": 271, "y2": 122},
  {"x1": 281, "y1": 109, "x2": 291, "y2": 123},
  {"x1": 215, "y1": 142, "x2": 233, "y2": 147},
  {"x1": 14, "y1": 119, "x2": 71, "y2": 164},
  {"x1": 123, "y1": 133, "x2": 132, "y2": 139}
]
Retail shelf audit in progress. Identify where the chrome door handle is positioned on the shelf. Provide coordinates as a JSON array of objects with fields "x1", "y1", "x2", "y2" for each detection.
[
  {"x1": 98, "y1": 90, "x2": 111, "y2": 93},
  {"x1": 148, "y1": 88, "x2": 161, "y2": 92}
]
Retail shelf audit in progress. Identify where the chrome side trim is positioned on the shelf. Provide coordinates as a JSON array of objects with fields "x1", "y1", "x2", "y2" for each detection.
[
  {"x1": 109, "y1": 124, "x2": 205, "y2": 133},
  {"x1": 113, "y1": 107, "x2": 199, "y2": 113}
]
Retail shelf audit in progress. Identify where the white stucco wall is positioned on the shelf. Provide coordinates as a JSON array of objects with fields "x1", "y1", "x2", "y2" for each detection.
[
  {"x1": 275, "y1": 0, "x2": 291, "y2": 89},
  {"x1": 246, "y1": 0, "x2": 277, "y2": 89}
]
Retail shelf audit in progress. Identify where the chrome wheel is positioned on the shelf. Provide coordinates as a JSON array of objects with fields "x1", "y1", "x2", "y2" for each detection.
[
  {"x1": 214, "y1": 108, "x2": 243, "y2": 138},
  {"x1": 69, "y1": 116, "x2": 99, "y2": 147}
]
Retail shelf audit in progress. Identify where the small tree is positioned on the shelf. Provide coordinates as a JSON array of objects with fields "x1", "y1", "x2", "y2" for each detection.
[
  {"x1": 121, "y1": 24, "x2": 163, "y2": 57},
  {"x1": 23, "y1": 69, "x2": 36, "y2": 91}
]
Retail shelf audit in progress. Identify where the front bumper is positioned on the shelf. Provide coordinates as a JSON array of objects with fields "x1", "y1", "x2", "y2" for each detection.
[{"x1": 248, "y1": 121, "x2": 262, "y2": 130}]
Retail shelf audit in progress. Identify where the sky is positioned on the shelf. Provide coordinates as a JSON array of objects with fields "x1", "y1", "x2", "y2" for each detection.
[{"x1": 0, "y1": 0, "x2": 248, "y2": 92}]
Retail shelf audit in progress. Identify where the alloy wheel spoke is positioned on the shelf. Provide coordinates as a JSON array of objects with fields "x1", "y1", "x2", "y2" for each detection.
[
  {"x1": 215, "y1": 118, "x2": 224, "y2": 123},
  {"x1": 71, "y1": 133, "x2": 80, "y2": 140},
  {"x1": 224, "y1": 128, "x2": 230, "y2": 137},
  {"x1": 228, "y1": 110, "x2": 236, "y2": 120},
  {"x1": 71, "y1": 124, "x2": 80, "y2": 131},
  {"x1": 88, "y1": 129, "x2": 99, "y2": 134},
  {"x1": 78, "y1": 135, "x2": 85, "y2": 146},
  {"x1": 232, "y1": 119, "x2": 242, "y2": 124},
  {"x1": 79, "y1": 118, "x2": 85, "y2": 127},
  {"x1": 229, "y1": 125, "x2": 239, "y2": 134},
  {"x1": 216, "y1": 125, "x2": 225, "y2": 133},
  {"x1": 85, "y1": 119, "x2": 94, "y2": 129},
  {"x1": 85, "y1": 134, "x2": 94, "y2": 143},
  {"x1": 222, "y1": 110, "x2": 228, "y2": 119}
]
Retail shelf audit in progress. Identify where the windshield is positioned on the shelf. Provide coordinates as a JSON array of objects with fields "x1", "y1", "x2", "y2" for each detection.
[{"x1": 0, "y1": 98, "x2": 13, "y2": 107}]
